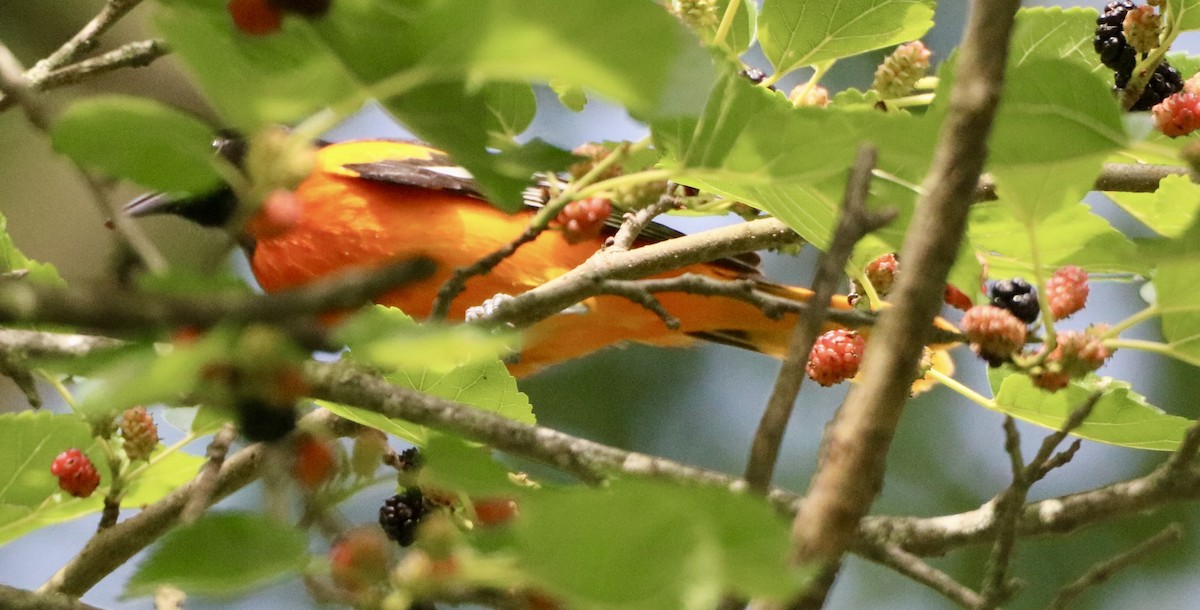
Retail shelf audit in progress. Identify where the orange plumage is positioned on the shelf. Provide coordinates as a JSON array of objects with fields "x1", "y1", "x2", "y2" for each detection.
[{"x1": 223, "y1": 139, "x2": 955, "y2": 381}]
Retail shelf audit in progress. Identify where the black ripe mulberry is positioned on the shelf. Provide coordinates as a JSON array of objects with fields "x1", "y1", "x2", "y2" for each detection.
[
  {"x1": 990, "y1": 278, "x2": 1040, "y2": 325},
  {"x1": 1095, "y1": 1, "x2": 1138, "y2": 76},
  {"x1": 379, "y1": 489, "x2": 426, "y2": 547},
  {"x1": 1124, "y1": 61, "x2": 1184, "y2": 110}
]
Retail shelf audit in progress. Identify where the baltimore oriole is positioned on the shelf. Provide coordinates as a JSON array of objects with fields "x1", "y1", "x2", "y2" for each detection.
[{"x1": 126, "y1": 136, "x2": 957, "y2": 383}]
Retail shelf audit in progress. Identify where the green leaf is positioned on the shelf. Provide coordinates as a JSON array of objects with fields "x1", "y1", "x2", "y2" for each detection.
[
  {"x1": 327, "y1": 307, "x2": 534, "y2": 444},
  {"x1": 482, "y1": 82, "x2": 537, "y2": 141},
  {"x1": 1151, "y1": 259, "x2": 1200, "y2": 366},
  {"x1": 1166, "y1": 0, "x2": 1200, "y2": 33},
  {"x1": 990, "y1": 59, "x2": 1125, "y2": 171},
  {"x1": 1008, "y1": 7, "x2": 1106, "y2": 71},
  {"x1": 335, "y1": 306, "x2": 518, "y2": 373},
  {"x1": 656, "y1": 69, "x2": 936, "y2": 252},
  {"x1": 383, "y1": 82, "x2": 562, "y2": 210},
  {"x1": 549, "y1": 80, "x2": 588, "y2": 112},
  {"x1": 0, "y1": 412, "x2": 92, "y2": 509},
  {"x1": 122, "y1": 451, "x2": 204, "y2": 506},
  {"x1": 758, "y1": 0, "x2": 935, "y2": 77},
  {"x1": 509, "y1": 479, "x2": 802, "y2": 607},
  {"x1": 1107, "y1": 174, "x2": 1200, "y2": 238},
  {"x1": 153, "y1": 1, "x2": 370, "y2": 130},
  {"x1": 0, "y1": 212, "x2": 64, "y2": 286},
  {"x1": 401, "y1": 0, "x2": 714, "y2": 120},
  {"x1": 72, "y1": 337, "x2": 225, "y2": 420},
  {"x1": 968, "y1": 201, "x2": 1144, "y2": 278},
  {"x1": 989, "y1": 372, "x2": 1194, "y2": 451},
  {"x1": 126, "y1": 512, "x2": 307, "y2": 598},
  {"x1": 316, "y1": 400, "x2": 428, "y2": 446},
  {"x1": 50, "y1": 95, "x2": 221, "y2": 193},
  {"x1": 421, "y1": 433, "x2": 516, "y2": 496},
  {"x1": 1104, "y1": 174, "x2": 1200, "y2": 237}
]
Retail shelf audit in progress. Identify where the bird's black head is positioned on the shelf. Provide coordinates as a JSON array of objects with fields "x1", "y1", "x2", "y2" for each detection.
[{"x1": 122, "y1": 131, "x2": 245, "y2": 228}]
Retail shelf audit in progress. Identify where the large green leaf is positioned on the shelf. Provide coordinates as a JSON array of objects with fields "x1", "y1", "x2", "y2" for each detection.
[
  {"x1": 420, "y1": 433, "x2": 517, "y2": 496},
  {"x1": 988, "y1": 372, "x2": 1193, "y2": 452},
  {"x1": 153, "y1": 0, "x2": 371, "y2": 129},
  {"x1": 968, "y1": 201, "x2": 1144, "y2": 278},
  {"x1": 125, "y1": 512, "x2": 307, "y2": 597},
  {"x1": 398, "y1": 0, "x2": 714, "y2": 119},
  {"x1": 1166, "y1": 0, "x2": 1200, "y2": 33},
  {"x1": 758, "y1": 0, "x2": 935, "y2": 77},
  {"x1": 507, "y1": 479, "x2": 804, "y2": 608},
  {"x1": 50, "y1": 95, "x2": 221, "y2": 194},
  {"x1": 1008, "y1": 7, "x2": 1106, "y2": 72},
  {"x1": 990, "y1": 59, "x2": 1125, "y2": 172},
  {"x1": 325, "y1": 307, "x2": 534, "y2": 445},
  {"x1": 656, "y1": 70, "x2": 937, "y2": 252}
]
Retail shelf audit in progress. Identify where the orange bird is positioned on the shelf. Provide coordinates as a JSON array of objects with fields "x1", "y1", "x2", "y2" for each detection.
[{"x1": 127, "y1": 137, "x2": 956, "y2": 382}]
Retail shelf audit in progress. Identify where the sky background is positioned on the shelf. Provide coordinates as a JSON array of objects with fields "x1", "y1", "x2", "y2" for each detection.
[{"x1": 2, "y1": 1, "x2": 1199, "y2": 609}]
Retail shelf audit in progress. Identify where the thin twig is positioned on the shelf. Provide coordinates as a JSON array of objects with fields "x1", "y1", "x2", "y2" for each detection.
[
  {"x1": 974, "y1": 163, "x2": 1189, "y2": 202},
  {"x1": 26, "y1": 0, "x2": 147, "y2": 81},
  {"x1": 979, "y1": 417, "x2": 1027, "y2": 607},
  {"x1": 482, "y1": 217, "x2": 802, "y2": 328},
  {"x1": 787, "y1": 1, "x2": 1023, "y2": 607},
  {"x1": 0, "y1": 41, "x2": 168, "y2": 273},
  {"x1": 745, "y1": 145, "x2": 893, "y2": 494},
  {"x1": 855, "y1": 542, "x2": 985, "y2": 609},
  {"x1": 180, "y1": 423, "x2": 238, "y2": 523},
  {"x1": 0, "y1": 39, "x2": 170, "y2": 113},
  {"x1": 38, "y1": 39, "x2": 168, "y2": 90},
  {"x1": 428, "y1": 141, "x2": 637, "y2": 320},
  {"x1": 1045, "y1": 523, "x2": 1184, "y2": 610},
  {"x1": 606, "y1": 191, "x2": 680, "y2": 252},
  {"x1": 980, "y1": 394, "x2": 1101, "y2": 608}
]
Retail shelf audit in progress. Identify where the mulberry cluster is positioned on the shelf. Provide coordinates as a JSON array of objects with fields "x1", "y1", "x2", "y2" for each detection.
[
  {"x1": 1123, "y1": 61, "x2": 1184, "y2": 111},
  {"x1": 1095, "y1": 2, "x2": 1138, "y2": 76},
  {"x1": 1030, "y1": 328, "x2": 1113, "y2": 392},
  {"x1": 1096, "y1": 2, "x2": 1183, "y2": 111},
  {"x1": 379, "y1": 489, "x2": 427, "y2": 547}
]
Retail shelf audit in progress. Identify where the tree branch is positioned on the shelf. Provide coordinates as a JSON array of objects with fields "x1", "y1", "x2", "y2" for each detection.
[
  {"x1": 481, "y1": 217, "x2": 802, "y2": 328},
  {"x1": 0, "y1": 258, "x2": 434, "y2": 339},
  {"x1": 787, "y1": 1, "x2": 1022, "y2": 606},
  {"x1": 7, "y1": 328, "x2": 1200, "y2": 604},
  {"x1": 0, "y1": 585, "x2": 105, "y2": 610},
  {"x1": 974, "y1": 163, "x2": 1189, "y2": 202},
  {"x1": 26, "y1": 0, "x2": 147, "y2": 81}
]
